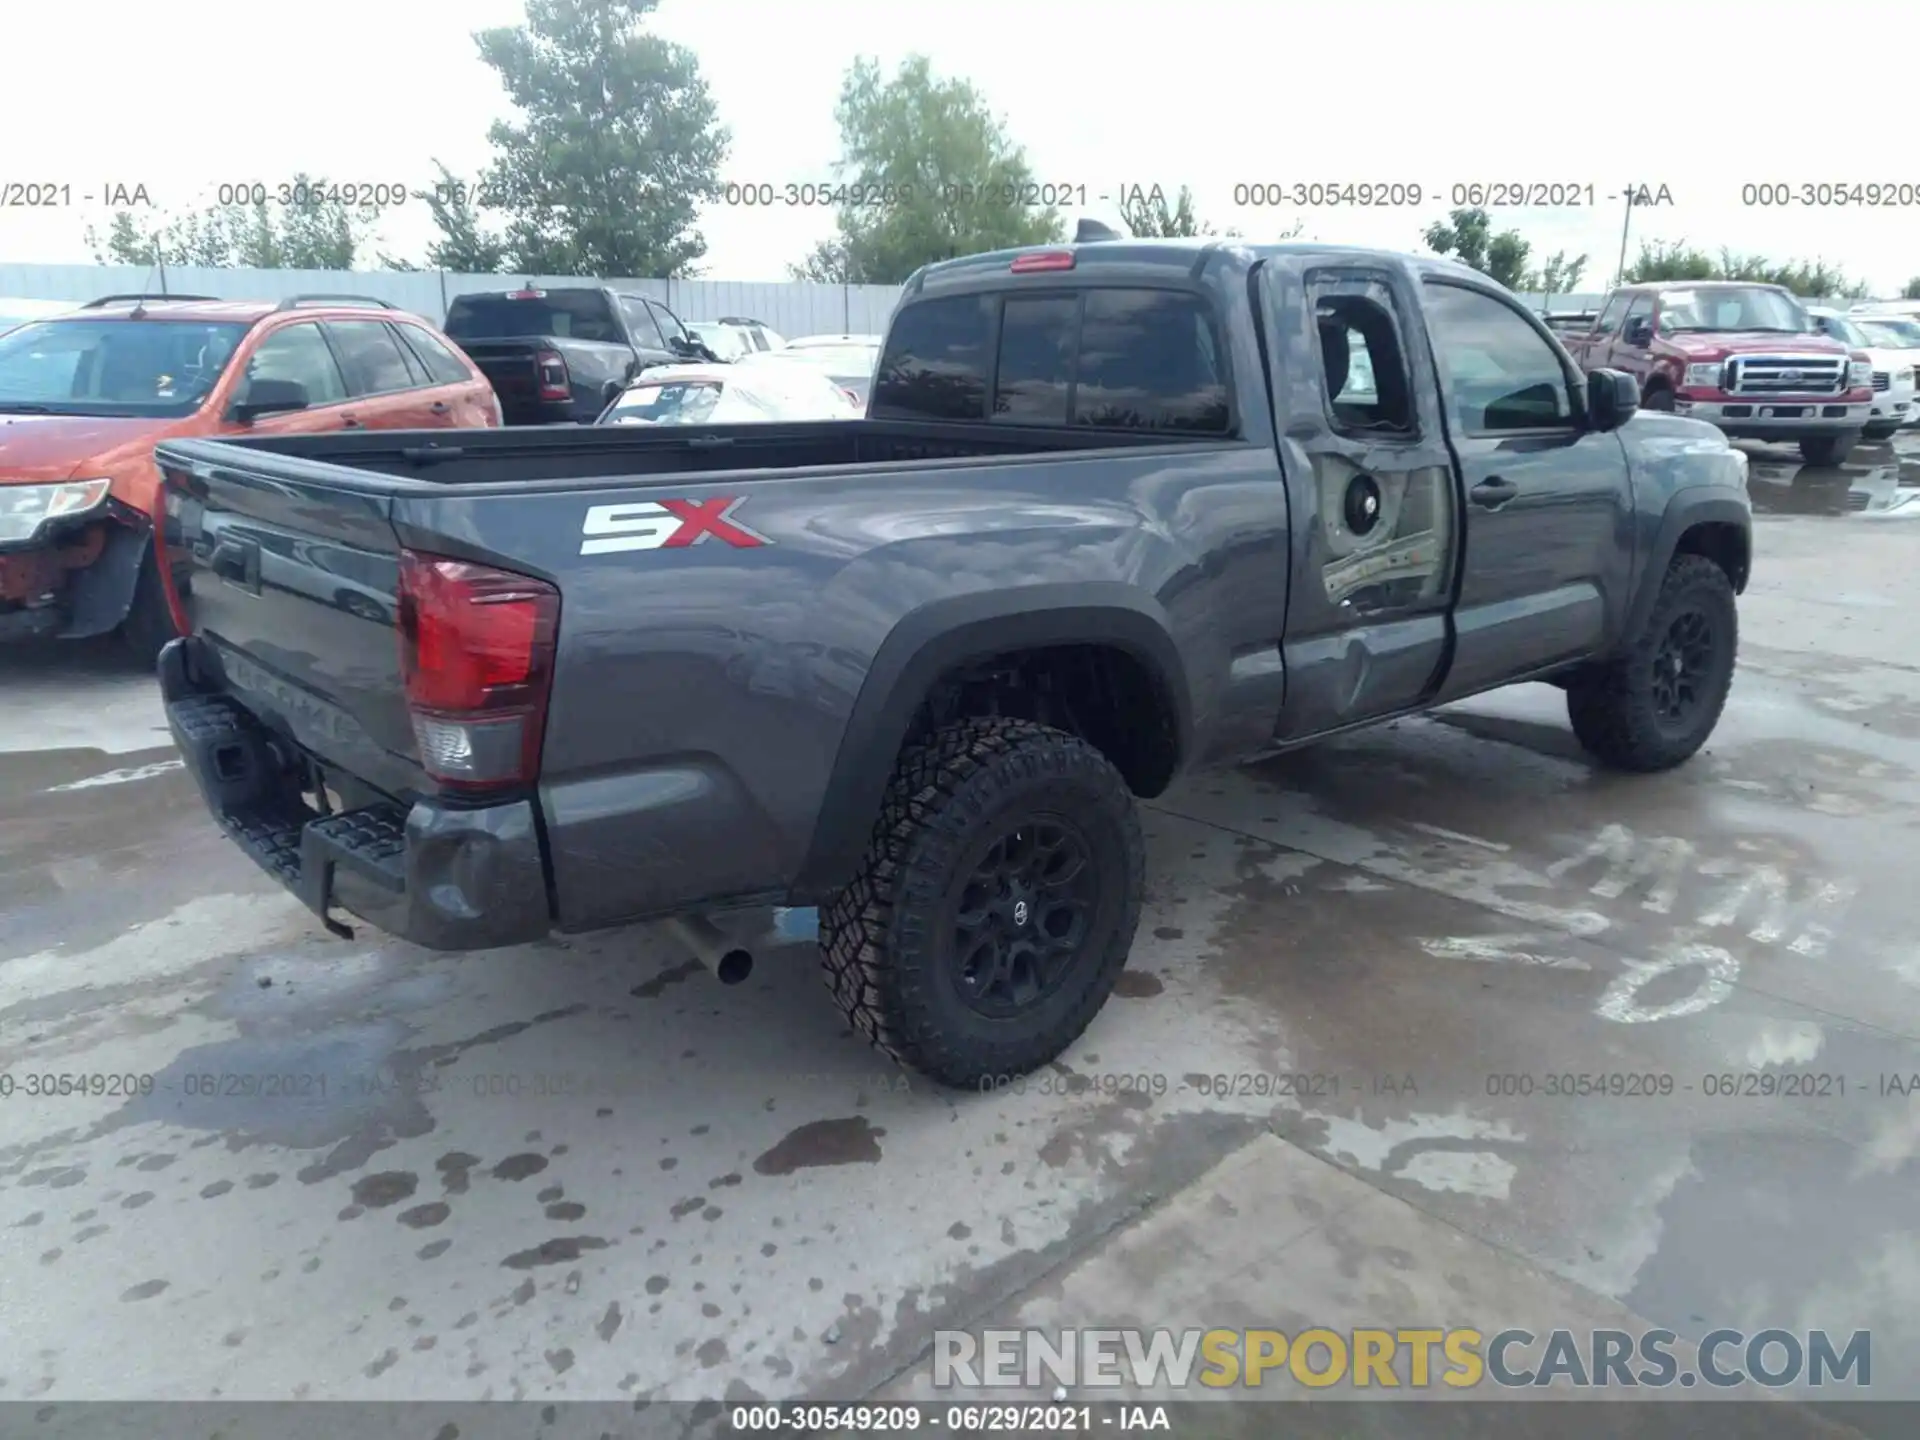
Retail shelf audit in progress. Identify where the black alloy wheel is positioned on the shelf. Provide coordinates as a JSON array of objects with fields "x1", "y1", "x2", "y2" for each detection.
[
  {"x1": 1649, "y1": 608, "x2": 1715, "y2": 730},
  {"x1": 948, "y1": 818, "x2": 1098, "y2": 1020}
]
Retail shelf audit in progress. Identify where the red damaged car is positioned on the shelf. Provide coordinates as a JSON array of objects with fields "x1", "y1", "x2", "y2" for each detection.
[
  {"x1": 1559, "y1": 281, "x2": 1871, "y2": 467},
  {"x1": 0, "y1": 293, "x2": 499, "y2": 660}
]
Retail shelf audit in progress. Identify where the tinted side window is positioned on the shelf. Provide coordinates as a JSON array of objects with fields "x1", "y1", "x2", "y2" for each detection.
[
  {"x1": 1622, "y1": 295, "x2": 1654, "y2": 338},
  {"x1": 396, "y1": 324, "x2": 475, "y2": 385},
  {"x1": 620, "y1": 296, "x2": 664, "y2": 347},
  {"x1": 1592, "y1": 292, "x2": 1629, "y2": 336},
  {"x1": 993, "y1": 295, "x2": 1077, "y2": 424},
  {"x1": 324, "y1": 320, "x2": 418, "y2": 395},
  {"x1": 870, "y1": 295, "x2": 993, "y2": 421},
  {"x1": 244, "y1": 322, "x2": 347, "y2": 405},
  {"x1": 649, "y1": 302, "x2": 688, "y2": 344},
  {"x1": 386, "y1": 323, "x2": 431, "y2": 385},
  {"x1": 1422, "y1": 283, "x2": 1574, "y2": 432},
  {"x1": 1073, "y1": 290, "x2": 1229, "y2": 432}
]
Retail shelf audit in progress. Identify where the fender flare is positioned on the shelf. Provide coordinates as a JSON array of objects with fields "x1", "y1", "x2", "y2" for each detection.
[
  {"x1": 1620, "y1": 490, "x2": 1751, "y2": 643},
  {"x1": 789, "y1": 583, "x2": 1192, "y2": 900}
]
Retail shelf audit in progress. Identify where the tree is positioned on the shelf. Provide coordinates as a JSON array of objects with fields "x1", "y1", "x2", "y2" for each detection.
[
  {"x1": 1422, "y1": 207, "x2": 1530, "y2": 290},
  {"x1": 1526, "y1": 249, "x2": 1588, "y2": 297},
  {"x1": 420, "y1": 160, "x2": 512, "y2": 273},
  {"x1": 1120, "y1": 184, "x2": 1211, "y2": 238},
  {"x1": 797, "y1": 55, "x2": 1064, "y2": 285},
  {"x1": 1623, "y1": 240, "x2": 1868, "y2": 297},
  {"x1": 475, "y1": 0, "x2": 728, "y2": 278},
  {"x1": 1903, "y1": 276, "x2": 1920, "y2": 300},
  {"x1": 86, "y1": 176, "x2": 376, "y2": 270},
  {"x1": 788, "y1": 236, "x2": 855, "y2": 284}
]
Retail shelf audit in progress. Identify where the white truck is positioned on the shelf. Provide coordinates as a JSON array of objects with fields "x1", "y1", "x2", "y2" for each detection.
[{"x1": 1809, "y1": 306, "x2": 1917, "y2": 439}]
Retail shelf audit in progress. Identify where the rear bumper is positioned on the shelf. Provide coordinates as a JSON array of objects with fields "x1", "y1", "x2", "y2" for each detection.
[
  {"x1": 159, "y1": 636, "x2": 552, "y2": 951},
  {"x1": 1673, "y1": 397, "x2": 1869, "y2": 438}
]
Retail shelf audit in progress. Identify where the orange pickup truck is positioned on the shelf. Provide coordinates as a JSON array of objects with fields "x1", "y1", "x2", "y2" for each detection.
[{"x1": 0, "y1": 293, "x2": 499, "y2": 659}]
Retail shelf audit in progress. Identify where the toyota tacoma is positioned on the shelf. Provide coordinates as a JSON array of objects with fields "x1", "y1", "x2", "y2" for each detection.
[{"x1": 150, "y1": 238, "x2": 1753, "y2": 1087}]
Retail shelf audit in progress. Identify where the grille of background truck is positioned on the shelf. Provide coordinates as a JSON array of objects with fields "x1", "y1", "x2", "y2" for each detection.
[{"x1": 1726, "y1": 356, "x2": 1847, "y2": 395}]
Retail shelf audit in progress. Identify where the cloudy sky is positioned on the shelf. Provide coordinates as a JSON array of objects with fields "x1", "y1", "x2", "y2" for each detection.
[{"x1": 5, "y1": 0, "x2": 1913, "y2": 297}]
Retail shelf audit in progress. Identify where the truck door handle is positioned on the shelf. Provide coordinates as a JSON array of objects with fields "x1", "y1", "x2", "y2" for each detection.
[
  {"x1": 428, "y1": 401, "x2": 450, "y2": 415},
  {"x1": 342, "y1": 416, "x2": 363, "y2": 429},
  {"x1": 1471, "y1": 477, "x2": 1518, "y2": 508}
]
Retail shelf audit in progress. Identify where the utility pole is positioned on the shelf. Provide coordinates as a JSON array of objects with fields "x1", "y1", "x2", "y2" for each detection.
[{"x1": 1612, "y1": 185, "x2": 1635, "y2": 288}]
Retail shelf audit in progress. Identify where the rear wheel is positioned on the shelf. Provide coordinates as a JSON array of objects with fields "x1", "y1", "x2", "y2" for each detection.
[
  {"x1": 1566, "y1": 554, "x2": 1737, "y2": 773},
  {"x1": 1797, "y1": 433, "x2": 1856, "y2": 467},
  {"x1": 819, "y1": 717, "x2": 1144, "y2": 1088}
]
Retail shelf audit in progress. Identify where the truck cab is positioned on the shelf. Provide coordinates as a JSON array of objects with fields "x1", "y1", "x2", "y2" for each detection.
[{"x1": 1564, "y1": 282, "x2": 1872, "y2": 466}]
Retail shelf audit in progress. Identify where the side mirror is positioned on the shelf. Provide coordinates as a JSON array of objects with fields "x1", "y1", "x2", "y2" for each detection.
[
  {"x1": 229, "y1": 377, "x2": 310, "y2": 423},
  {"x1": 1586, "y1": 369, "x2": 1639, "y2": 432},
  {"x1": 668, "y1": 333, "x2": 696, "y2": 356},
  {"x1": 1623, "y1": 317, "x2": 1654, "y2": 347}
]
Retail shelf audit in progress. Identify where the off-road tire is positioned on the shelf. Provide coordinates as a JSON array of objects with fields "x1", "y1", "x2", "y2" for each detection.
[
  {"x1": 1798, "y1": 433, "x2": 1855, "y2": 468},
  {"x1": 819, "y1": 717, "x2": 1144, "y2": 1089},
  {"x1": 119, "y1": 552, "x2": 180, "y2": 670},
  {"x1": 1566, "y1": 554, "x2": 1737, "y2": 773}
]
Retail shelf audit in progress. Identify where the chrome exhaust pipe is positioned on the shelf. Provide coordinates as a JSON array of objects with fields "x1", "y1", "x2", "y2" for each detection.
[{"x1": 663, "y1": 914, "x2": 754, "y2": 985}]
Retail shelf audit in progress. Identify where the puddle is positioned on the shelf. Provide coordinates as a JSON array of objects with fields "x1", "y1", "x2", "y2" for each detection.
[{"x1": 125, "y1": 1020, "x2": 427, "y2": 1152}]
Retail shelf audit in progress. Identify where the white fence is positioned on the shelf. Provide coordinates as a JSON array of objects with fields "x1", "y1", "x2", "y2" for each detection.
[{"x1": 0, "y1": 263, "x2": 907, "y2": 335}]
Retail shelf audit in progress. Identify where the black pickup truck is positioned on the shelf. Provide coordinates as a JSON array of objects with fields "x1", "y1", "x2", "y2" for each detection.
[
  {"x1": 440, "y1": 285, "x2": 719, "y2": 425},
  {"x1": 151, "y1": 238, "x2": 1752, "y2": 1087}
]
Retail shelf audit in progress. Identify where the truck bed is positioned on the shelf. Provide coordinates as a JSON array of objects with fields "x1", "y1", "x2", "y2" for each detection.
[{"x1": 157, "y1": 417, "x2": 1186, "y2": 492}]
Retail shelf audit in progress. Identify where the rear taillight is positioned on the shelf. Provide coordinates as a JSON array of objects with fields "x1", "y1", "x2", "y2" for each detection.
[
  {"x1": 536, "y1": 349, "x2": 571, "y2": 402},
  {"x1": 838, "y1": 386, "x2": 862, "y2": 409},
  {"x1": 397, "y1": 550, "x2": 559, "y2": 793}
]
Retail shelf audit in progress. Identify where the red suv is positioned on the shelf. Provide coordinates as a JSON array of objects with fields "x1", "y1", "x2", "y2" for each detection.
[{"x1": 0, "y1": 293, "x2": 500, "y2": 660}]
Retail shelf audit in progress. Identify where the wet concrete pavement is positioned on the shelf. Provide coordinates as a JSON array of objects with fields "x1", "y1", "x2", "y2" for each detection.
[{"x1": 2, "y1": 432, "x2": 1917, "y2": 1422}]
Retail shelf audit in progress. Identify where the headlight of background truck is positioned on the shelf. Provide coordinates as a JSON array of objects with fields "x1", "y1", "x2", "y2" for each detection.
[
  {"x1": 1848, "y1": 361, "x2": 1874, "y2": 388},
  {"x1": 0, "y1": 479, "x2": 112, "y2": 544},
  {"x1": 1684, "y1": 363, "x2": 1723, "y2": 388}
]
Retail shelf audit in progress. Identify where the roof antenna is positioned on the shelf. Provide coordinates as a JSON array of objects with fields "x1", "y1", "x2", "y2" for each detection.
[{"x1": 1075, "y1": 218, "x2": 1123, "y2": 243}]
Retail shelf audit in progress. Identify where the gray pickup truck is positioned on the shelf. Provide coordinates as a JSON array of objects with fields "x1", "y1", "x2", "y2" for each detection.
[{"x1": 150, "y1": 238, "x2": 1753, "y2": 1087}]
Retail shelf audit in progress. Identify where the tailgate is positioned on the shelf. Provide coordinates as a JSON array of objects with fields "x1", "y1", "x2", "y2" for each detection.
[
  {"x1": 155, "y1": 437, "x2": 422, "y2": 799},
  {"x1": 451, "y1": 340, "x2": 546, "y2": 406}
]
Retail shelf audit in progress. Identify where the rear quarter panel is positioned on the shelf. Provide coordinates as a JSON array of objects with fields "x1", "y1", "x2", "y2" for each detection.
[{"x1": 392, "y1": 440, "x2": 1291, "y2": 929}]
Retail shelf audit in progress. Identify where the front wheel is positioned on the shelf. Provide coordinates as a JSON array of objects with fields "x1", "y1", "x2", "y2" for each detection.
[
  {"x1": 1797, "y1": 433, "x2": 1856, "y2": 467},
  {"x1": 819, "y1": 717, "x2": 1144, "y2": 1088},
  {"x1": 1566, "y1": 554, "x2": 1737, "y2": 773}
]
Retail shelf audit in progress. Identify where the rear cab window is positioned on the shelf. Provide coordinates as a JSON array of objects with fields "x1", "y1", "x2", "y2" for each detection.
[
  {"x1": 870, "y1": 286, "x2": 1232, "y2": 433},
  {"x1": 443, "y1": 290, "x2": 621, "y2": 342}
]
